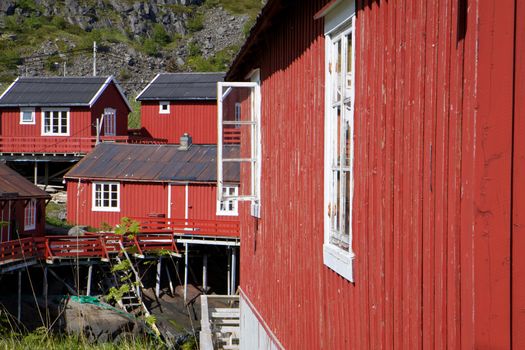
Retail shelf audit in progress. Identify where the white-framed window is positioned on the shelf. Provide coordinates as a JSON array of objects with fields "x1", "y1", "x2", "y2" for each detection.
[
  {"x1": 217, "y1": 69, "x2": 262, "y2": 218},
  {"x1": 20, "y1": 108, "x2": 35, "y2": 124},
  {"x1": 92, "y1": 182, "x2": 120, "y2": 212},
  {"x1": 41, "y1": 108, "x2": 69, "y2": 136},
  {"x1": 217, "y1": 185, "x2": 239, "y2": 216},
  {"x1": 234, "y1": 102, "x2": 241, "y2": 128},
  {"x1": 103, "y1": 108, "x2": 116, "y2": 136},
  {"x1": 323, "y1": 3, "x2": 356, "y2": 282},
  {"x1": 159, "y1": 101, "x2": 170, "y2": 114},
  {"x1": 24, "y1": 199, "x2": 37, "y2": 231}
]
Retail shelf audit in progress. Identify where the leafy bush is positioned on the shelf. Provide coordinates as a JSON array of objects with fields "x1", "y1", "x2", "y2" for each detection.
[
  {"x1": 152, "y1": 24, "x2": 170, "y2": 46},
  {"x1": 187, "y1": 12, "x2": 204, "y2": 32},
  {"x1": 142, "y1": 38, "x2": 160, "y2": 57}
]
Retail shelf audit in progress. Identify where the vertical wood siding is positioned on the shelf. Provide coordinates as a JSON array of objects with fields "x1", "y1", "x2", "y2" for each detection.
[
  {"x1": 140, "y1": 101, "x2": 217, "y2": 144},
  {"x1": 235, "y1": 0, "x2": 521, "y2": 349},
  {"x1": 0, "y1": 199, "x2": 46, "y2": 241},
  {"x1": 66, "y1": 181, "x2": 237, "y2": 228},
  {"x1": 90, "y1": 83, "x2": 130, "y2": 136}
]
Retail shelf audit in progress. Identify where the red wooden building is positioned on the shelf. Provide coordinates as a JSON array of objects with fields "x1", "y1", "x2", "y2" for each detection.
[
  {"x1": 0, "y1": 76, "x2": 133, "y2": 155},
  {"x1": 136, "y1": 73, "x2": 224, "y2": 144},
  {"x1": 216, "y1": 0, "x2": 524, "y2": 349},
  {"x1": 0, "y1": 163, "x2": 50, "y2": 242},
  {"x1": 64, "y1": 141, "x2": 240, "y2": 233}
]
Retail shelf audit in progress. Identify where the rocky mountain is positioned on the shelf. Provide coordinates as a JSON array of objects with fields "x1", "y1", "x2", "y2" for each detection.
[{"x1": 0, "y1": 0, "x2": 262, "y2": 101}]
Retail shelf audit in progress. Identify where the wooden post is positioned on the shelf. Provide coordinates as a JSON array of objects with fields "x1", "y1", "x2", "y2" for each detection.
[
  {"x1": 202, "y1": 254, "x2": 208, "y2": 294},
  {"x1": 17, "y1": 270, "x2": 22, "y2": 321},
  {"x1": 164, "y1": 265, "x2": 174, "y2": 296},
  {"x1": 44, "y1": 162, "x2": 49, "y2": 190},
  {"x1": 227, "y1": 247, "x2": 231, "y2": 295},
  {"x1": 231, "y1": 247, "x2": 236, "y2": 294},
  {"x1": 156, "y1": 257, "x2": 162, "y2": 298},
  {"x1": 184, "y1": 243, "x2": 189, "y2": 302},
  {"x1": 43, "y1": 267, "x2": 48, "y2": 303},
  {"x1": 34, "y1": 161, "x2": 38, "y2": 185},
  {"x1": 86, "y1": 265, "x2": 93, "y2": 296}
]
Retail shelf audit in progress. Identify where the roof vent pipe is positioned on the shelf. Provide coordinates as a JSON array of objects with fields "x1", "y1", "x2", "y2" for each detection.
[{"x1": 179, "y1": 133, "x2": 192, "y2": 151}]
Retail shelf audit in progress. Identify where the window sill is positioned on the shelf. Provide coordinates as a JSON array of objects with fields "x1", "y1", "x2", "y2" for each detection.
[
  {"x1": 42, "y1": 133, "x2": 69, "y2": 137},
  {"x1": 92, "y1": 207, "x2": 120, "y2": 212},
  {"x1": 24, "y1": 225, "x2": 35, "y2": 231},
  {"x1": 216, "y1": 211, "x2": 239, "y2": 217},
  {"x1": 323, "y1": 244, "x2": 354, "y2": 282}
]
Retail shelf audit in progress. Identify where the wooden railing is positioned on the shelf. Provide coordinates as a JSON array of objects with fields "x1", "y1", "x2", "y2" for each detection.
[
  {"x1": 0, "y1": 237, "x2": 41, "y2": 263},
  {"x1": 223, "y1": 129, "x2": 241, "y2": 144},
  {"x1": 130, "y1": 217, "x2": 240, "y2": 238},
  {"x1": 0, "y1": 135, "x2": 167, "y2": 154}
]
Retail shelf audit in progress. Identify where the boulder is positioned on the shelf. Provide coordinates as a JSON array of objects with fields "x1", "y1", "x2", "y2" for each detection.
[{"x1": 68, "y1": 225, "x2": 87, "y2": 236}]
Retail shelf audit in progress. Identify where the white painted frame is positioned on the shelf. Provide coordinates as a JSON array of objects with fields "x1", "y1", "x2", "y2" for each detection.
[
  {"x1": 41, "y1": 108, "x2": 70, "y2": 136},
  {"x1": 24, "y1": 199, "x2": 36, "y2": 231},
  {"x1": 20, "y1": 108, "x2": 35, "y2": 125},
  {"x1": 217, "y1": 185, "x2": 239, "y2": 216},
  {"x1": 92, "y1": 181, "x2": 120, "y2": 212},
  {"x1": 323, "y1": 11, "x2": 356, "y2": 282},
  {"x1": 159, "y1": 101, "x2": 170, "y2": 114},
  {"x1": 217, "y1": 79, "x2": 261, "y2": 218}
]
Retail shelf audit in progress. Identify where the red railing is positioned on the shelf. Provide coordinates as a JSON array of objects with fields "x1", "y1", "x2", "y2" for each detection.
[
  {"x1": 223, "y1": 129, "x2": 241, "y2": 144},
  {"x1": 0, "y1": 135, "x2": 167, "y2": 154},
  {"x1": 0, "y1": 237, "x2": 41, "y2": 262},
  {"x1": 130, "y1": 217, "x2": 240, "y2": 238}
]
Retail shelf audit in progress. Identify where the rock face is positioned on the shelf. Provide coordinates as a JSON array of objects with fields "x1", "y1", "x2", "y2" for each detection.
[{"x1": 63, "y1": 297, "x2": 146, "y2": 343}]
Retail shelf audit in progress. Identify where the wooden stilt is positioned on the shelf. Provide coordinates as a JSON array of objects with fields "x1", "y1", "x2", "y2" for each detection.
[
  {"x1": 184, "y1": 243, "x2": 189, "y2": 302},
  {"x1": 86, "y1": 265, "x2": 93, "y2": 296},
  {"x1": 17, "y1": 270, "x2": 22, "y2": 321},
  {"x1": 227, "y1": 247, "x2": 231, "y2": 295},
  {"x1": 231, "y1": 247, "x2": 236, "y2": 294},
  {"x1": 156, "y1": 257, "x2": 162, "y2": 298},
  {"x1": 44, "y1": 162, "x2": 49, "y2": 190},
  {"x1": 164, "y1": 265, "x2": 174, "y2": 296},
  {"x1": 34, "y1": 161, "x2": 38, "y2": 185},
  {"x1": 202, "y1": 254, "x2": 208, "y2": 294},
  {"x1": 43, "y1": 267, "x2": 48, "y2": 301}
]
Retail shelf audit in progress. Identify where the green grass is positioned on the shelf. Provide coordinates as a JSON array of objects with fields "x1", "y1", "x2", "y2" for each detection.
[
  {"x1": 128, "y1": 98, "x2": 141, "y2": 129},
  {"x1": 205, "y1": 0, "x2": 262, "y2": 19},
  {"x1": 186, "y1": 44, "x2": 240, "y2": 72}
]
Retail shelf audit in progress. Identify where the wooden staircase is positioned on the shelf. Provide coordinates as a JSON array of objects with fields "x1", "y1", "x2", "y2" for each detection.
[{"x1": 200, "y1": 295, "x2": 240, "y2": 350}]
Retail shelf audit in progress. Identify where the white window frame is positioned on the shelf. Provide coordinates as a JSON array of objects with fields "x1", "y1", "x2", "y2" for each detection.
[
  {"x1": 92, "y1": 182, "x2": 120, "y2": 212},
  {"x1": 323, "y1": 5, "x2": 356, "y2": 282},
  {"x1": 24, "y1": 199, "x2": 37, "y2": 231},
  {"x1": 103, "y1": 107, "x2": 116, "y2": 136},
  {"x1": 217, "y1": 70, "x2": 262, "y2": 218},
  {"x1": 20, "y1": 108, "x2": 35, "y2": 125},
  {"x1": 159, "y1": 101, "x2": 170, "y2": 114},
  {"x1": 217, "y1": 185, "x2": 239, "y2": 216},
  {"x1": 41, "y1": 108, "x2": 70, "y2": 136}
]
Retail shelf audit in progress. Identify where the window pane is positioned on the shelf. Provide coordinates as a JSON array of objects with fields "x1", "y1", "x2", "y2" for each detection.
[
  {"x1": 345, "y1": 33, "x2": 353, "y2": 99},
  {"x1": 332, "y1": 39, "x2": 342, "y2": 104}
]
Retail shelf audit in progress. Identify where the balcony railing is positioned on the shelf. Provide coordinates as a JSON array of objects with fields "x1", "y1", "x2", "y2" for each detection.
[
  {"x1": 0, "y1": 135, "x2": 167, "y2": 155},
  {"x1": 129, "y1": 216, "x2": 240, "y2": 238}
]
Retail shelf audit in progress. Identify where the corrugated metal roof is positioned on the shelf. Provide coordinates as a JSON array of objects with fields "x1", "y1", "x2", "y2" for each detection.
[
  {"x1": 136, "y1": 73, "x2": 224, "y2": 101},
  {"x1": 0, "y1": 163, "x2": 51, "y2": 199},
  {"x1": 64, "y1": 143, "x2": 239, "y2": 183},
  {"x1": 0, "y1": 76, "x2": 129, "y2": 108}
]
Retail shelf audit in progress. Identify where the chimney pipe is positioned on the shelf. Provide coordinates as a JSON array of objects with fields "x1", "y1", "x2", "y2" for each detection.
[{"x1": 179, "y1": 133, "x2": 192, "y2": 151}]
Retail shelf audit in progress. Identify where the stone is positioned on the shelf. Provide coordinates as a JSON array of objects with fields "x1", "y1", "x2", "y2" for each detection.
[{"x1": 68, "y1": 225, "x2": 87, "y2": 236}]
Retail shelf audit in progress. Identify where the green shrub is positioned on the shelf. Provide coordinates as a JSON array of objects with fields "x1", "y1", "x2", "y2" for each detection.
[
  {"x1": 142, "y1": 38, "x2": 160, "y2": 56},
  {"x1": 187, "y1": 12, "x2": 204, "y2": 32},
  {"x1": 152, "y1": 23, "x2": 170, "y2": 46}
]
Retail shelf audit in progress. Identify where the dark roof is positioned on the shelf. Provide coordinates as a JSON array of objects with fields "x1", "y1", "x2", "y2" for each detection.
[
  {"x1": 0, "y1": 164, "x2": 51, "y2": 200},
  {"x1": 64, "y1": 143, "x2": 239, "y2": 184},
  {"x1": 0, "y1": 76, "x2": 131, "y2": 110},
  {"x1": 136, "y1": 73, "x2": 224, "y2": 101}
]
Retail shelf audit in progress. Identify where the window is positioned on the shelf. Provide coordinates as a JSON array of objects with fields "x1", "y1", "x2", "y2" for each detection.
[
  {"x1": 159, "y1": 101, "x2": 170, "y2": 114},
  {"x1": 217, "y1": 69, "x2": 261, "y2": 218},
  {"x1": 20, "y1": 108, "x2": 35, "y2": 124},
  {"x1": 24, "y1": 199, "x2": 36, "y2": 231},
  {"x1": 217, "y1": 186, "x2": 239, "y2": 216},
  {"x1": 92, "y1": 182, "x2": 120, "y2": 212},
  {"x1": 103, "y1": 108, "x2": 116, "y2": 136},
  {"x1": 42, "y1": 108, "x2": 69, "y2": 136},
  {"x1": 234, "y1": 103, "x2": 241, "y2": 128},
  {"x1": 323, "y1": 4, "x2": 355, "y2": 282}
]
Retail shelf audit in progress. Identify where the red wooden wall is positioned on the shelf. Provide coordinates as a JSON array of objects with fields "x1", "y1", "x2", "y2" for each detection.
[
  {"x1": 233, "y1": 0, "x2": 523, "y2": 349},
  {"x1": 140, "y1": 101, "x2": 217, "y2": 144},
  {"x1": 90, "y1": 82, "x2": 130, "y2": 137},
  {"x1": 66, "y1": 181, "x2": 237, "y2": 228},
  {"x1": 0, "y1": 199, "x2": 46, "y2": 242}
]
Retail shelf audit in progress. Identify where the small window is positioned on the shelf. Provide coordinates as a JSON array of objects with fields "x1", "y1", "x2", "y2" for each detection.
[
  {"x1": 92, "y1": 182, "x2": 120, "y2": 212},
  {"x1": 234, "y1": 103, "x2": 241, "y2": 128},
  {"x1": 41, "y1": 109, "x2": 69, "y2": 136},
  {"x1": 217, "y1": 186, "x2": 239, "y2": 216},
  {"x1": 20, "y1": 108, "x2": 35, "y2": 125},
  {"x1": 159, "y1": 101, "x2": 170, "y2": 114},
  {"x1": 103, "y1": 108, "x2": 116, "y2": 136},
  {"x1": 24, "y1": 199, "x2": 37, "y2": 231}
]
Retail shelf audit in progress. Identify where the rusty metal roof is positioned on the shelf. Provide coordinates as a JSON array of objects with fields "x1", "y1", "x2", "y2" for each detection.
[
  {"x1": 0, "y1": 163, "x2": 51, "y2": 200},
  {"x1": 64, "y1": 143, "x2": 239, "y2": 183}
]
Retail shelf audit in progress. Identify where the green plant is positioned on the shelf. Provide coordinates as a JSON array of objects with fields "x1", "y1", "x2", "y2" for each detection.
[
  {"x1": 114, "y1": 217, "x2": 140, "y2": 238},
  {"x1": 187, "y1": 12, "x2": 204, "y2": 32},
  {"x1": 106, "y1": 283, "x2": 131, "y2": 302},
  {"x1": 142, "y1": 38, "x2": 160, "y2": 56},
  {"x1": 152, "y1": 24, "x2": 170, "y2": 46}
]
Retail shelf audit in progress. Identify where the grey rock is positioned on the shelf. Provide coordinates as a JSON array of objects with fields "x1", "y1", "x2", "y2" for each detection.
[{"x1": 68, "y1": 225, "x2": 87, "y2": 236}]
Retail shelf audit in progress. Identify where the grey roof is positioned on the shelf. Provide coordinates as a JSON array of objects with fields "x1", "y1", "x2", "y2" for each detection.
[
  {"x1": 136, "y1": 73, "x2": 224, "y2": 101},
  {"x1": 0, "y1": 76, "x2": 130, "y2": 109},
  {"x1": 64, "y1": 143, "x2": 239, "y2": 184}
]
